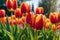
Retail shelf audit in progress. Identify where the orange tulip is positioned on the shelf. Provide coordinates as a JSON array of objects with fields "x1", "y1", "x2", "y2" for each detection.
[
  {"x1": 14, "y1": 8, "x2": 22, "y2": 18},
  {"x1": 35, "y1": 14, "x2": 44, "y2": 30},
  {"x1": 56, "y1": 25, "x2": 60, "y2": 30},
  {"x1": 52, "y1": 24, "x2": 56, "y2": 31},
  {"x1": 49, "y1": 12, "x2": 58, "y2": 23},
  {"x1": 12, "y1": 15, "x2": 16, "y2": 20},
  {"x1": 21, "y1": 16, "x2": 25, "y2": 22},
  {"x1": 18, "y1": 18, "x2": 23, "y2": 25},
  {"x1": 0, "y1": 9, "x2": 5, "y2": 18},
  {"x1": 1, "y1": 17, "x2": 6, "y2": 24},
  {"x1": 6, "y1": 0, "x2": 17, "y2": 11},
  {"x1": 10, "y1": 19, "x2": 17, "y2": 25},
  {"x1": 45, "y1": 19, "x2": 51, "y2": 30},
  {"x1": 20, "y1": 2, "x2": 30, "y2": 14},
  {"x1": 36, "y1": 7, "x2": 44, "y2": 14}
]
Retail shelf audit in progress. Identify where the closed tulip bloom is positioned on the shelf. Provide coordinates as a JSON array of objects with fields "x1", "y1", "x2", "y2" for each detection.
[
  {"x1": 35, "y1": 14, "x2": 44, "y2": 30},
  {"x1": 6, "y1": 0, "x2": 17, "y2": 11},
  {"x1": 56, "y1": 25, "x2": 60, "y2": 30},
  {"x1": 52, "y1": 24, "x2": 56, "y2": 31},
  {"x1": 26, "y1": 12, "x2": 32, "y2": 25},
  {"x1": 12, "y1": 15, "x2": 16, "y2": 20},
  {"x1": 10, "y1": 19, "x2": 17, "y2": 25},
  {"x1": 14, "y1": 8, "x2": 22, "y2": 18},
  {"x1": 21, "y1": 16, "x2": 25, "y2": 22},
  {"x1": 20, "y1": 2, "x2": 30, "y2": 14},
  {"x1": 1, "y1": 17, "x2": 6, "y2": 24},
  {"x1": 36, "y1": 7, "x2": 44, "y2": 14},
  {"x1": 45, "y1": 19, "x2": 51, "y2": 30},
  {"x1": 31, "y1": 13, "x2": 36, "y2": 29},
  {"x1": 49, "y1": 12, "x2": 58, "y2": 23},
  {"x1": 0, "y1": 9, "x2": 5, "y2": 18}
]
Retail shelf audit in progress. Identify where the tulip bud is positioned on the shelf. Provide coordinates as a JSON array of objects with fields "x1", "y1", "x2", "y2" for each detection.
[
  {"x1": 1, "y1": 17, "x2": 6, "y2": 24},
  {"x1": 36, "y1": 7, "x2": 44, "y2": 14},
  {"x1": 0, "y1": 9, "x2": 5, "y2": 18},
  {"x1": 14, "y1": 8, "x2": 22, "y2": 18},
  {"x1": 6, "y1": 0, "x2": 17, "y2": 11},
  {"x1": 49, "y1": 12, "x2": 58, "y2": 23},
  {"x1": 52, "y1": 24, "x2": 56, "y2": 31},
  {"x1": 20, "y1": 2, "x2": 30, "y2": 14},
  {"x1": 35, "y1": 14, "x2": 44, "y2": 30},
  {"x1": 45, "y1": 19, "x2": 51, "y2": 30},
  {"x1": 26, "y1": 12, "x2": 32, "y2": 25},
  {"x1": 10, "y1": 19, "x2": 17, "y2": 25}
]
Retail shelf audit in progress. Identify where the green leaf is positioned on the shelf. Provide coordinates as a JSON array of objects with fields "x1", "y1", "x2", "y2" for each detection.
[{"x1": 3, "y1": 30, "x2": 14, "y2": 40}]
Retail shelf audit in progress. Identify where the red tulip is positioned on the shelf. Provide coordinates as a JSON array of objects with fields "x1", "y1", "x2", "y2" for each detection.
[
  {"x1": 14, "y1": 8, "x2": 22, "y2": 18},
  {"x1": 36, "y1": 7, "x2": 44, "y2": 14},
  {"x1": 26, "y1": 12, "x2": 32, "y2": 25},
  {"x1": 35, "y1": 14, "x2": 44, "y2": 30},
  {"x1": 20, "y1": 2, "x2": 30, "y2": 14},
  {"x1": 0, "y1": 9, "x2": 5, "y2": 18},
  {"x1": 31, "y1": 13, "x2": 36, "y2": 29},
  {"x1": 49, "y1": 12, "x2": 58, "y2": 23},
  {"x1": 6, "y1": 0, "x2": 17, "y2": 11}
]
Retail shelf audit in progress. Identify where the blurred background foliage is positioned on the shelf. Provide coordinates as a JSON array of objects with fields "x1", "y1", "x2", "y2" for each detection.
[{"x1": 0, "y1": 0, "x2": 57, "y2": 17}]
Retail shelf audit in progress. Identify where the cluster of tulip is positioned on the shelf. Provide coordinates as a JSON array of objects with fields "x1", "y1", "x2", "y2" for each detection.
[{"x1": 0, "y1": 0, "x2": 60, "y2": 31}]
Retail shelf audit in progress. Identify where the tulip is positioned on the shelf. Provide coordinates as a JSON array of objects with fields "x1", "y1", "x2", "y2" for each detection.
[
  {"x1": 45, "y1": 19, "x2": 51, "y2": 30},
  {"x1": 26, "y1": 12, "x2": 32, "y2": 26},
  {"x1": 1, "y1": 17, "x2": 6, "y2": 24},
  {"x1": 20, "y1": 2, "x2": 30, "y2": 14},
  {"x1": 21, "y1": 16, "x2": 25, "y2": 22},
  {"x1": 10, "y1": 19, "x2": 17, "y2": 25},
  {"x1": 36, "y1": 7, "x2": 44, "y2": 14},
  {"x1": 35, "y1": 14, "x2": 44, "y2": 30},
  {"x1": 0, "y1": 9, "x2": 5, "y2": 18},
  {"x1": 18, "y1": 18, "x2": 23, "y2": 29},
  {"x1": 14, "y1": 8, "x2": 22, "y2": 18},
  {"x1": 6, "y1": 0, "x2": 17, "y2": 11},
  {"x1": 18, "y1": 18, "x2": 23, "y2": 24},
  {"x1": 0, "y1": 9, "x2": 5, "y2": 21},
  {"x1": 49, "y1": 12, "x2": 58, "y2": 23},
  {"x1": 56, "y1": 25, "x2": 60, "y2": 30},
  {"x1": 52, "y1": 24, "x2": 56, "y2": 31},
  {"x1": 12, "y1": 15, "x2": 16, "y2": 20}
]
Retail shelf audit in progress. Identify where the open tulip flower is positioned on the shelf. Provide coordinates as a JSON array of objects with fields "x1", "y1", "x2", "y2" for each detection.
[{"x1": 6, "y1": 0, "x2": 17, "y2": 11}]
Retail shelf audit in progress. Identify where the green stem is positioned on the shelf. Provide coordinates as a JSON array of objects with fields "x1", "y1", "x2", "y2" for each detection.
[{"x1": 35, "y1": 30, "x2": 38, "y2": 40}]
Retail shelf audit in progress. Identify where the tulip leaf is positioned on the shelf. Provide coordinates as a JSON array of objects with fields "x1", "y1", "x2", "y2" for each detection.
[{"x1": 3, "y1": 29, "x2": 14, "y2": 40}]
